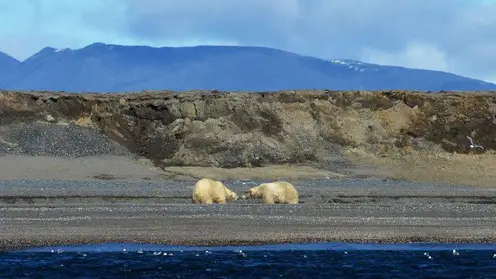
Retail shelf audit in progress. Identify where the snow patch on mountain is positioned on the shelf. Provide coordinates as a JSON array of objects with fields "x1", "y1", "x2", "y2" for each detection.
[
  {"x1": 54, "y1": 48, "x2": 72, "y2": 52},
  {"x1": 330, "y1": 59, "x2": 378, "y2": 72}
]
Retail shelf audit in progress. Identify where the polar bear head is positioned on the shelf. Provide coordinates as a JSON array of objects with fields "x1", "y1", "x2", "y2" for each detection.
[
  {"x1": 225, "y1": 186, "x2": 239, "y2": 201},
  {"x1": 241, "y1": 184, "x2": 265, "y2": 199}
]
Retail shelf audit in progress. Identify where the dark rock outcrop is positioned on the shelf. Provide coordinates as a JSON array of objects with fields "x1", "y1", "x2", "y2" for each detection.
[{"x1": 0, "y1": 90, "x2": 494, "y2": 168}]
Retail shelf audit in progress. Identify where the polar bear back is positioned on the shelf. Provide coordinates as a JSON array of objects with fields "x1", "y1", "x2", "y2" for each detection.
[
  {"x1": 192, "y1": 178, "x2": 234, "y2": 204},
  {"x1": 262, "y1": 181, "x2": 299, "y2": 204},
  {"x1": 192, "y1": 178, "x2": 226, "y2": 203}
]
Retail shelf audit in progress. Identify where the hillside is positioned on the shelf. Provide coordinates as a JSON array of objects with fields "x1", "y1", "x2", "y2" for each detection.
[
  {"x1": 0, "y1": 51, "x2": 20, "y2": 86},
  {"x1": 1, "y1": 43, "x2": 495, "y2": 92},
  {"x1": 1, "y1": 89, "x2": 496, "y2": 187}
]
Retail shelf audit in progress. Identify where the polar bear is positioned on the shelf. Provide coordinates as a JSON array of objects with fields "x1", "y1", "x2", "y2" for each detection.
[
  {"x1": 191, "y1": 178, "x2": 238, "y2": 204},
  {"x1": 241, "y1": 181, "x2": 299, "y2": 204}
]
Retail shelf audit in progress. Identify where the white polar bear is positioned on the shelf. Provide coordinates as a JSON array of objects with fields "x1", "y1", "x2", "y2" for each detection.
[
  {"x1": 241, "y1": 181, "x2": 299, "y2": 204},
  {"x1": 191, "y1": 178, "x2": 238, "y2": 204}
]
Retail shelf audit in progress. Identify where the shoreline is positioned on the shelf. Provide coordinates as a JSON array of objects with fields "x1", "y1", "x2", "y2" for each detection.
[
  {"x1": 2, "y1": 182, "x2": 496, "y2": 252},
  {"x1": 4, "y1": 237, "x2": 496, "y2": 253}
]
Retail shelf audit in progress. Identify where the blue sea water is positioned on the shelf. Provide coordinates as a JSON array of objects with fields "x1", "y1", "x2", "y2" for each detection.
[{"x1": 2, "y1": 242, "x2": 496, "y2": 278}]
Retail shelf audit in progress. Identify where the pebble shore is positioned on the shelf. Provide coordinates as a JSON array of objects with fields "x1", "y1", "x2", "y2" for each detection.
[{"x1": 2, "y1": 177, "x2": 496, "y2": 251}]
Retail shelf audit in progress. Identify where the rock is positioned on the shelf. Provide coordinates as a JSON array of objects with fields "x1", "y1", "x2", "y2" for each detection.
[{"x1": 45, "y1": 115, "x2": 56, "y2": 122}]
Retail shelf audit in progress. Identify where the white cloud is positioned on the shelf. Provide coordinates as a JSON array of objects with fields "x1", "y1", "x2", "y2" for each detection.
[
  {"x1": 482, "y1": 73, "x2": 496, "y2": 84},
  {"x1": 361, "y1": 42, "x2": 452, "y2": 72}
]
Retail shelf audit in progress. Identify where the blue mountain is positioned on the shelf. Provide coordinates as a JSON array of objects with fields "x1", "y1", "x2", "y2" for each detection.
[
  {"x1": 0, "y1": 51, "x2": 20, "y2": 87},
  {"x1": 1, "y1": 42, "x2": 495, "y2": 92}
]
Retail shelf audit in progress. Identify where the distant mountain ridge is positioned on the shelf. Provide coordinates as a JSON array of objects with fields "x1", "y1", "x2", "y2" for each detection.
[
  {"x1": 0, "y1": 42, "x2": 495, "y2": 92},
  {"x1": 0, "y1": 51, "x2": 20, "y2": 85}
]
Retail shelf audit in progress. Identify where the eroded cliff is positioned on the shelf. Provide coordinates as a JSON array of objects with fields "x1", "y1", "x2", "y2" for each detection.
[{"x1": 0, "y1": 89, "x2": 495, "y2": 169}]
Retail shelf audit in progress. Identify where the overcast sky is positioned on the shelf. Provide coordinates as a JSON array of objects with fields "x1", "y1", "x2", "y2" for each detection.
[{"x1": 0, "y1": 0, "x2": 495, "y2": 83}]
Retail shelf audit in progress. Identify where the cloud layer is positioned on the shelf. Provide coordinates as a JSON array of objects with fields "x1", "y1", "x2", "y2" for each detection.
[{"x1": 1, "y1": 0, "x2": 495, "y2": 82}]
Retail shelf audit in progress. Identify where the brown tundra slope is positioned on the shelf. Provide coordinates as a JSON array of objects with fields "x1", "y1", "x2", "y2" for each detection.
[{"x1": 1, "y1": 89, "x2": 496, "y2": 186}]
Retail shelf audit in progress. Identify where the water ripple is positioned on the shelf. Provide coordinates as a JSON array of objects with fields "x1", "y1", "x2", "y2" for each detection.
[{"x1": 2, "y1": 243, "x2": 496, "y2": 278}]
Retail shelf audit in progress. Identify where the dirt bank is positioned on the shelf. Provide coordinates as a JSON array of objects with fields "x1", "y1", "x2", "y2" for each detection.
[{"x1": 1, "y1": 89, "x2": 496, "y2": 186}]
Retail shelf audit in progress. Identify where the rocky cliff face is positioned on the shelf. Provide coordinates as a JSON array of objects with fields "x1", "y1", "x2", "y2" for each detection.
[{"x1": 0, "y1": 90, "x2": 494, "y2": 168}]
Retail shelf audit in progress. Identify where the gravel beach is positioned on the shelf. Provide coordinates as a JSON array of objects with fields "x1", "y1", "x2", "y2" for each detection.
[
  {"x1": 2, "y1": 175, "x2": 496, "y2": 251},
  {"x1": 2, "y1": 90, "x2": 496, "y2": 251}
]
